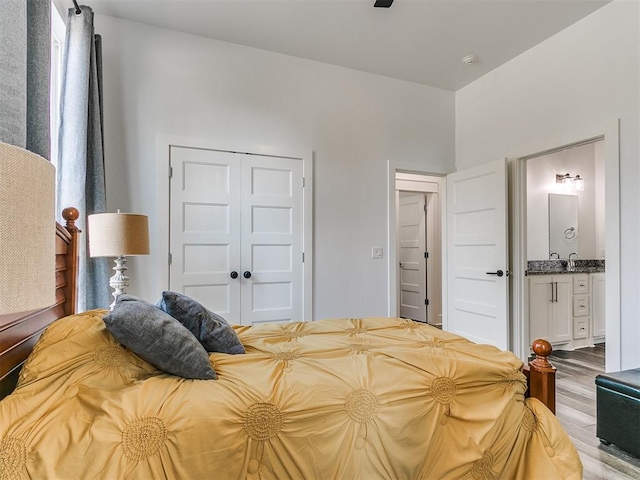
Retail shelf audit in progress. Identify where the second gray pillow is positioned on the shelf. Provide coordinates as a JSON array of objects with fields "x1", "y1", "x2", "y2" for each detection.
[{"x1": 157, "y1": 291, "x2": 245, "y2": 354}]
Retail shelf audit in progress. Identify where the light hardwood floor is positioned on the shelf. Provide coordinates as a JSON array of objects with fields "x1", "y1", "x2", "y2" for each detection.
[{"x1": 550, "y1": 344, "x2": 640, "y2": 479}]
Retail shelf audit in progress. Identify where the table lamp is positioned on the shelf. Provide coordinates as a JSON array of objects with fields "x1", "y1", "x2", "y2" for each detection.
[{"x1": 88, "y1": 211, "x2": 149, "y2": 309}]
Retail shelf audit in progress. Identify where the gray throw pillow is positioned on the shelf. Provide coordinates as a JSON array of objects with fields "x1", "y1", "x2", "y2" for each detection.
[
  {"x1": 103, "y1": 295, "x2": 216, "y2": 379},
  {"x1": 157, "y1": 291, "x2": 245, "y2": 354}
]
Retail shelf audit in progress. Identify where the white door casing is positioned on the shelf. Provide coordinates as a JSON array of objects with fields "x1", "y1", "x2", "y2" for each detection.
[
  {"x1": 591, "y1": 273, "x2": 606, "y2": 339},
  {"x1": 398, "y1": 193, "x2": 427, "y2": 322},
  {"x1": 169, "y1": 145, "x2": 305, "y2": 325},
  {"x1": 446, "y1": 159, "x2": 509, "y2": 350}
]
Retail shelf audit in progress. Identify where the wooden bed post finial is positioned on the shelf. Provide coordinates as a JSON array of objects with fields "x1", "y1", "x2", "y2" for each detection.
[
  {"x1": 61, "y1": 207, "x2": 80, "y2": 315},
  {"x1": 531, "y1": 339, "x2": 553, "y2": 369},
  {"x1": 527, "y1": 338, "x2": 557, "y2": 414},
  {"x1": 62, "y1": 207, "x2": 80, "y2": 232}
]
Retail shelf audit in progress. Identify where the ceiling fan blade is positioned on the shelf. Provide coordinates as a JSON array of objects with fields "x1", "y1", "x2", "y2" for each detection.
[{"x1": 374, "y1": 0, "x2": 394, "y2": 8}]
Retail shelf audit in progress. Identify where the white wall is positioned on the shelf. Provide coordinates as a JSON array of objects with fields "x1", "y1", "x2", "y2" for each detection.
[
  {"x1": 456, "y1": 0, "x2": 639, "y2": 368},
  {"x1": 95, "y1": 15, "x2": 455, "y2": 320},
  {"x1": 526, "y1": 142, "x2": 603, "y2": 261}
]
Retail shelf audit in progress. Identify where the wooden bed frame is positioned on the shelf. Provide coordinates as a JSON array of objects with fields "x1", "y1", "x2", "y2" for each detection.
[
  {"x1": 0, "y1": 207, "x2": 557, "y2": 412},
  {"x1": 0, "y1": 208, "x2": 80, "y2": 399}
]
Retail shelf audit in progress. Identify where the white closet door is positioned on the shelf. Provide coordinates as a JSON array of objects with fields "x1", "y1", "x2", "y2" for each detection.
[
  {"x1": 241, "y1": 155, "x2": 303, "y2": 324},
  {"x1": 170, "y1": 147, "x2": 304, "y2": 325},
  {"x1": 170, "y1": 147, "x2": 242, "y2": 323}
]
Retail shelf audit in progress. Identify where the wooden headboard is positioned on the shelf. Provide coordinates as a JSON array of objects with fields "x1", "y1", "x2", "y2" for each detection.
[{"x1": 0, "y1": 208, "x2": 80, "y2": 399}]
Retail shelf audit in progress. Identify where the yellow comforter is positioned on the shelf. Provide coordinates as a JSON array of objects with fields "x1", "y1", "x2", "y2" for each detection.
[{"x1": 0, "y1": 310, "x2": 581, "y2": 479}]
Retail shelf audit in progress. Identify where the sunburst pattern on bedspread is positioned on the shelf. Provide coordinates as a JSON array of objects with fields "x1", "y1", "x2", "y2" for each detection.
[{"x1": 0, "y1": 311, "x2": 581, "y2": 479}]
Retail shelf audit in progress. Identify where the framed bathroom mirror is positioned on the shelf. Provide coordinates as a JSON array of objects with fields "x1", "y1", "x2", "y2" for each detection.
[{"x1": 549, "y1": 193, "x2": 579, "y2": 260}]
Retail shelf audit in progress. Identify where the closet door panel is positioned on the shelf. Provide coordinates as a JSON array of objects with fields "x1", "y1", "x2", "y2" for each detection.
[
  {"x1": 241, "y1": 155, "x2": 303, "y2": 324},
  {"x1": 169, "y1": 147, "x2": 242, "y2": 323}
]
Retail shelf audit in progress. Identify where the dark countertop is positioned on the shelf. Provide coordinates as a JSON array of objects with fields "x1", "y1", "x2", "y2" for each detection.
[
  {"x1": 525, "y1": 259, "x2": 605, "y2": 276},
  {"x1": 526, "y1": 267, "x2": 605, "y2": 275}
]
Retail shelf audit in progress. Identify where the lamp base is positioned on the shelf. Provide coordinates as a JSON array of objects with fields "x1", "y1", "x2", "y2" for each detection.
[{"x1": 109, "y1": 255, "x2": 130, "y2": 310}]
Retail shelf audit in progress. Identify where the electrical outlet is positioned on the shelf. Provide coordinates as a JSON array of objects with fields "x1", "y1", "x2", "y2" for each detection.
[{"x1": 372, "y1": 247, "x2": 383, "y2": 259}]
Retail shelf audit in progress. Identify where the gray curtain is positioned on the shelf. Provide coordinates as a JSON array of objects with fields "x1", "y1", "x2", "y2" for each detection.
[
  {"x1": 57, "y1": 6, "x2": 110, "y2": 310},
  {"x1": 0, "y1": 0, "x2": 50, "y2": 158}
]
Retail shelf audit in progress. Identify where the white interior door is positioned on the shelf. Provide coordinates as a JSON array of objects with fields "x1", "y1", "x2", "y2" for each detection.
[
  {"x1": 170, "y1": 147, "x2": 242, "y2": 323},
  {"x1": 170, "y1": 147, "x2": 304, "y2": 325},
  {"x1": 446, "y1": 159, "x2": 509, "y2": 350},
  {"x1": 398, "y1": 193, "x2": 427, "y2": 322},
  {"x1": 240, "y1": 155, "x2": 303, "y2": 324}
]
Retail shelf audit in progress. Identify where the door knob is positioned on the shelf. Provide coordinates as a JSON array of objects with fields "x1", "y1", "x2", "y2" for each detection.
[
  {"x1": 230, "y1": 271, "x2": 238, "y2": 279},
  {"x1": 486, "y1": 270, "x2": 504, "y2": 277},
  {"x1": 243, "y1": 271, "x2": 252, "y2": 279}
]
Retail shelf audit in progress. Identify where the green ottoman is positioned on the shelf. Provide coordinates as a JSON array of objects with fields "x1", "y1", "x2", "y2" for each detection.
[{"x1": 595, "y1": 368, "x2": 640, "y2": 458}]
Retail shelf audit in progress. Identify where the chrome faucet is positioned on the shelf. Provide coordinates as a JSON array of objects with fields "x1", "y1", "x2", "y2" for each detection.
[
  {"x1": 568, "y1": 252, "x2": 578, "y2": 271},
  {"x1": 549, "y1": 252, "x2": 560, "y2": 260}
]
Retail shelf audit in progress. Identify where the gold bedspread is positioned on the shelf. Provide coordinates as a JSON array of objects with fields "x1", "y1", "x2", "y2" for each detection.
[{"x1": 0, "y1": 310, "x2": 581, "y2": 479}]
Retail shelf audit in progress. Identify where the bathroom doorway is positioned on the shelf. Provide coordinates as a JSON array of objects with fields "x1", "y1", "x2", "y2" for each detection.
[
  {"x1": 524, "y1": 139, "x2": 605, "y2": 351},
  {"x1": 512, "y1": 119, "x2": 620, "y2": 371}
]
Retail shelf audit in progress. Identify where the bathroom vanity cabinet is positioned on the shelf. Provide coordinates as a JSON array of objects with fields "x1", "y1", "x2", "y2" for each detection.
[
  {"x1": 529, "y1": 275, "x2": 572, "y2": 345},
  {"x1": 529, "y1": 273, "x2": 603, "y2": 350}
]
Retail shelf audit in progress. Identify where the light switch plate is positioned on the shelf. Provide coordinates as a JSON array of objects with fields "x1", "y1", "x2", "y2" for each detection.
[{"x1": 372, "y1": 247, "x2": 383, "y2": 259}]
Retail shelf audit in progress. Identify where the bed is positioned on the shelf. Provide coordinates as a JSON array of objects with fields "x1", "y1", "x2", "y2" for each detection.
[{"x1": 0, "y1": 210, "x2": 582, "y2": 479}]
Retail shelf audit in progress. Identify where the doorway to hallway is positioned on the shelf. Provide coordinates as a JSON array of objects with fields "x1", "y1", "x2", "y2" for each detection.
[{"x1": 394, "y1": 173, "x2": 442, "y2": 326}]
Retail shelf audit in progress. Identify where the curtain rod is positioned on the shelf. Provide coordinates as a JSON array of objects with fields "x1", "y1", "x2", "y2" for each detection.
[{"x1": 72, "y1": 0, "x2": 81, "y2": 14}]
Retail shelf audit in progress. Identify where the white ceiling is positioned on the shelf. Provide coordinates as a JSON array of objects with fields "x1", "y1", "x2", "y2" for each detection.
[{"x1": 57, "y1": 0, "x2": 610, "y2": 91}]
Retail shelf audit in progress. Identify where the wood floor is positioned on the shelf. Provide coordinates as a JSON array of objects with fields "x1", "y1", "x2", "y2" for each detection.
[{"x1": 550, "y1": 344, "x2": 640, "y2": 479}]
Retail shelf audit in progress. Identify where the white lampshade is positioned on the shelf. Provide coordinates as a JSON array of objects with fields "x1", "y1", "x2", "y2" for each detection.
[
  {"x1": 88, "y1": 213, "x2": 150, "y2": 257},
  {"x1": 0, "y1": 142, "x2": 55, "y2": 315}
]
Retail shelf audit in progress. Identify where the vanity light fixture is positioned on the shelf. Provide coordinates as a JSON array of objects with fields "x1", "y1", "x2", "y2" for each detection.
[
  {"x1": 556, "y1": 173, "x2": 584, "y2": 191},
  {"x1": 573, "y1": 175, "x2": 584, "y2": 191}
]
